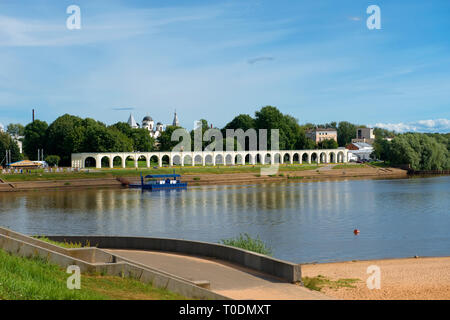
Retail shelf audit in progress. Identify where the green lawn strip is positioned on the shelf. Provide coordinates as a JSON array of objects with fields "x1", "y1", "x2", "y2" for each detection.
[
  {"x1": 0, "y1": 249, "x2": 185, "y2": 300},
  {"x1": 302, "y1": 275, "x2": 360, "y2": 292},
  {"x1": 369, "y1": 161, "x2": 391, "y2": 168}
]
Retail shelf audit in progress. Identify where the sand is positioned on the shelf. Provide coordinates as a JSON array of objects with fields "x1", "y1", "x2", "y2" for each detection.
[{"x1": 301, "y1": 256, "x2": 450, "y2": 300}]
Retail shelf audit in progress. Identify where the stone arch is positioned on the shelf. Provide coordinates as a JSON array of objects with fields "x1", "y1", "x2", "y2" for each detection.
[
  {"x1": 100, "y1": 156, "x2": 111, "y2": 168},
  {"x1": 125, "y1": 155, "x2": 135, "y2": 168},
  {"x1": 245, "y1": 154, "x2": 252, "y2": 165},
  {"x1": 265, "y1": 153, "x2": 272, "y2": 164},
  {"x1": 161, "y1": 155, "x2": 170, "y2": 166},
  {"x1": 319, "y1": 152, "x2": 327, "y2": 164},
  {"x1": 235, "y1": 154, "x2": 244, "y2": 165},
  {"x1": 205, "y1": 154, "x2": 213, "y2": 165},
  {"x1": 113, "y1": 156, "x2": 123, "y2": 168},
  {"x1": 302, "y1": 153, "x2": 309, "y2": 163},
  {"x1": 149, "y1": 155, "x2": 159, "y2": 166},
  {"x1": 194, "y1": 154, "x2": 203, "y2": 166},
  {"x1": 283, "y1": 153, "x2": 290, "y2": 163},
  {"x1": 137, "y1": 155, "x2": 147, "y2": 168},
  {"x1": 84, "y1": 157, "x2": 96, "y2": 168},
  {"x1": 273, "y1": 153, "x2": 281, "y2": 164},
  {"x1": 215, "y1": 154, "x2": 224, "y2": 165},
  {"x1": 311, "y1": 152, "x2": 318, "y2": 163},
  {"x1": 292, "y1": 153, "x2": 300, "y2": 164},
  {"x1": 225, "y1": 154, "x2": 233, "y2": 165},
  {"x1": 329, "y1": 152, "x2": 336, "y2": 163},
  {"x1": 255, "y1": 153, "x2": 263, "y2": 164},
  {"x1": 337, "y1": 151, "x2": 345, "y2": 163},
  {"x1": 172, "y1": 155, "x2": 182, "y2": 166},
  {"x1": 183, "y1": 155, "x2": 193, "y2": 166}
]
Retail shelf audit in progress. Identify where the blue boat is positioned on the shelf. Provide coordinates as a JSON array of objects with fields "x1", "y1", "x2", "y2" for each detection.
[{"x1": 129, "y1": 174, "x2": 188, "y2": 191}]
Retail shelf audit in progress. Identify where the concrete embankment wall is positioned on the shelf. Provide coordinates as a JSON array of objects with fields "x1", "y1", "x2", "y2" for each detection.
[
  {"x1": 47, "y1": 235, "x2": 302, "y2": 283},
  {"x1": 0, "y1": 227, "x2": 229, "y2": 300}
]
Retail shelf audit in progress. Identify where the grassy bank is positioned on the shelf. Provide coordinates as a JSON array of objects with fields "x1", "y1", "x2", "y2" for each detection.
[
  {"x1": 0, "y1": 249, "x2": 185, "y2": 300},
  {"x1": 1, "y1": 163, "x2": 322, "y2": 182}
]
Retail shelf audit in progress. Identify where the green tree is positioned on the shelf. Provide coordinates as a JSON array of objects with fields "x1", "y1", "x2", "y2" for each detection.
[
  {"x1": 46, "y1": 115, "x2": 133, "y2": 166},
  {"x1": 109, "y1": 122, "x2": 133, "y2": 137},
  {"x1": 45, "y1": 155, "x2": 61, "y2": 167},
  {"x1": 254, "y1": 106, "x2": 301, "y2": 150},
  {"x1": 375, "y1": 133, "x2": 449, "y2": 170},
  {"x1": 296, "y1": 126, "x2": 317, "y2": 150},
  {"x1": 158, "y1": 125, "x2": 186, "y2": 151},
  {"x1": 81, "y1": 118, "x2": 133, "y2": 153},
  {"x1": 337, "y1": 121, "x2": 358, "y2": 147},
  {"x1": 318, "y1": 139, "x2": 338, "y2": 149},
  {"x1": 372, "y1": 136, "x2": 391, "y2": 160},
  {"x1": 45, "y1": 115, "x2": 85, "y2": 165},
  {"x1": 223, "y1": 114, "x2": 256, "y2": 131},
  {"x1": 0, "y1": 132, "x2": 23, "y2": 165},
  {"x1": 374, "y1": 127, "x2": 396, "y2": 139},
  {"x1": 110, "y1": 122, "x2": 154, "y2": 151},
  {"x1": 131, "y1": 128, "x2": 155, "y2": 152},
  {"x1": 23, "y1": 120, "x2": 48, "y2": 159},
  {"x1": 6, "y1": 123, "x2": 25, "y2": 137}
]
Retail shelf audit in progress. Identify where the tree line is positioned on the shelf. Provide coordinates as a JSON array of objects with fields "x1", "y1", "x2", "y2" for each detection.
[
  {"x1": 372, "y1": 133, "x2": 450, "y2": 170},
  {"x1": 1, "y1": 106, "x2": 448, "y2": 170},
  {"x1": 8, "y1": 114, "x2": 154, "y2": 166}
]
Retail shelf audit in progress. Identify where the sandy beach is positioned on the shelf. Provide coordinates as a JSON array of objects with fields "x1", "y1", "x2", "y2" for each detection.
[{"x1": 302, "y1": 256, "x2": 450, "y2": 300}]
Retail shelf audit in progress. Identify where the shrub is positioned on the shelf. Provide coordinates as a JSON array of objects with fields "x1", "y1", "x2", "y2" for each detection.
[{"x1": 219, "y1": 233, "x2": 272, "y2": 256}]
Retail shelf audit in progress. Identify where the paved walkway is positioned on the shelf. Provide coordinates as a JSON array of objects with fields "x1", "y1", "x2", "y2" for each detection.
[{"x1": 106, "y1": 249, "x2": 330, "y2": 300}]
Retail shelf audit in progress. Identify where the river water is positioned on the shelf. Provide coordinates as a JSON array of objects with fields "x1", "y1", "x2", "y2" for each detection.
[{"x1": 1, "y1": 176, "x2": 449, "y2": 263}]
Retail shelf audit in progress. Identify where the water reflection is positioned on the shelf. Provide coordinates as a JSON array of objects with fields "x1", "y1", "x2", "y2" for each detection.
[{"x1": 0, "y1": 176, "x2": 449, "y2": 263}]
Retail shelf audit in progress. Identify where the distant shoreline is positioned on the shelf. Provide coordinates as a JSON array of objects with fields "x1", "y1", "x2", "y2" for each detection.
[{"x1": 0, "y1": 166, "x2": 408, "y2": 192}]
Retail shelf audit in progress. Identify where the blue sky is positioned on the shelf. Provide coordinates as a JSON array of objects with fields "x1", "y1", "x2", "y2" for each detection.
[{"x1": 0, "y1": 0, "x2": 449, "y2": 132}]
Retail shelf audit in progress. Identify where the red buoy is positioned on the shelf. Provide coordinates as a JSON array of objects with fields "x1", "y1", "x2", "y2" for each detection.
[{"x1": 353, "y1": 229, "x2": 360, "y2": 235}]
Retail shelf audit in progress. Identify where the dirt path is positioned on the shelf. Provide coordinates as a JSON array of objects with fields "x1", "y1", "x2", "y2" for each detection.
[{"x1": 302, "y1": 257, "x2": 450, "y2": 300}]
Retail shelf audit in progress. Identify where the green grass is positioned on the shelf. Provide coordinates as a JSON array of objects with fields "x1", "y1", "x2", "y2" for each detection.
[
  {"x1": 32, "y1": 236, "x2": 88, "y2": 249},
  {"x1": 0, "y1": 249, "x2": 185, "y2": 300},
  {"x1": 369, "y1": 161, "x2": 391, "y2": 168},
  {"x1": 332, "y1": 164, "x2": 366, "y2": 169},
  {"x1": 220, "y1": 233, "x2": 272, "y2": 256},
  {"x1": 0, "y1": 163, "x2": 323, "y2": 182},
  {"x1": 302, "y1": 275, "x2": 360, "y2": 292}
]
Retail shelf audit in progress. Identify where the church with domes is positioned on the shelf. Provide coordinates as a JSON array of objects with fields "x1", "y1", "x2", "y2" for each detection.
[{"x1": 127, "y1": 111, "x2": 180, "y2": 139}]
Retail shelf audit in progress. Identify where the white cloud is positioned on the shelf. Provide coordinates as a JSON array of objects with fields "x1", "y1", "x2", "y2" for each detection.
[
  {"x1": 374, "y1": 119, "x2": 450, "y2": 133},
  {"x1": 0, "y1": 5, "x2": 224, "y2": 47}
]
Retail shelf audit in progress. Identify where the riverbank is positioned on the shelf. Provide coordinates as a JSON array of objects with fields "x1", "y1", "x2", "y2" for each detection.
[
  {"x1": 0, "y1": 165, "x2": 408, "y2": 192},
  {"x1": 302, "y1": 256, "x2": 450, "y2": 300},
  {"x1": 0, "y1": 248, "x2": 185, "y2": 300}
]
